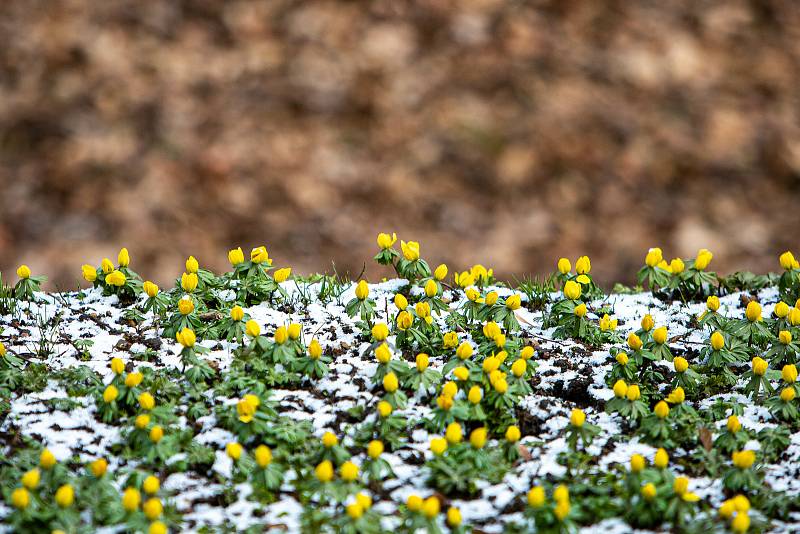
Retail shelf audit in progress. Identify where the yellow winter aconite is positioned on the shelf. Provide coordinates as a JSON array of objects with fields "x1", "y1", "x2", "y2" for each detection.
[
  {"x1": 613, "y1": 380, "x2": 628, "y2": 398},
  {"x1": 103, "y1": 385, "x2": 119, "y2": 403},
  {"x1": 445, "y1": 422, "x2": 463, "y2": 444},
  {"x1": 456, "y1": 342, "x2": 473, "y2": 360},
  {"x1": 55, "y1": 484, "x2": 74, "y2": 507},
  {"x1": 185, "y1": 255, "x2": 198, "y2": 274},
  {"x1": 176, "y1": 328, "x2": 196, "y2": 348},
  {"x1": 383, "y1": 372, "x2": 399, "y2": 393},
  {"x1": 255, "y1": 445, "x2": 273, "y2": 467},
  {"x1": 630, "y1": 454, "x2": 645, "y2": 472},
  {"x1": 178, "y1": 297, "x2": 195, "y2": 315},
  {"x1": 340, "y1": 461, "x2": 358, "y2": 482},
  {"x1": 779, "y1": 330, "x2": 792, "y2": 345},
  {"x1": 143, "y1": 281, "x2": 159, "y2": 297},
  {"x1": 616, "y1": 352, "x2": 629, "y2": 365},
  {"x1": 136, "y1": 415, "x2": 151, "y2": 429},
  {"x1": 125, "y1": 371, "x2": 143, "y2": 388},
  {"x1": 11, "y1": 488, "x2": 29, "y2": 509},
  {"x1": 181, "y1": 272, "x2": 198, "y2": 292},
  {"x1": 511, "y1": 358, "x2": 526, "y2": 377},
  {"x1": 150, "y1": 426, "x2": 164, "y2": 443},
  {"x1": 106, "y1": 270, "x2": 126, "y2": 286},
  {"x1": 16, "y1": 265, "x2": 31, "y2": 279},
  {"x1": 228, "y1": 247, "x2": 245, "y2": 265},
  {"x1": 485, "y1": 291, "x2": 499, "y2": 306},
  {"x1": 470, "y1": 427, "x2": 487, "y2": 449},
  {"x1": 563, "y1": 280, "x2": 581, "y2": 300},
  {"x1": 407, "y1": 494, "x2": 423, "y2": 512},
  {"x1": 752, "y1": 357, "x2": 768, "y2": 376},
  {"x1": 21, "y1": 468, "x2": 40, "y2": 489},
  {"x1": 727, "y1": 415, "x2": 742, "y2": 433},
  {"x1": 654, "y1": 448, "x2": 669, "y2": 469},
  {"x1": 654, "y1": 401, "x2": 670, "y2": 419},
  {"x1": 118, "y1": 248, "x2": 130, "y2": 267},
  {"x1": 670, "y1": 258, "x2": 685, "y2": 273},
  {"x1": 376, "y1": 232, "x2": 397, "y2": 250},
  {"x1": 367, "y1": 440, "x2": 384, "y2": 459},
  {"x1": 82, "y1": 264, "x2": 97, "y2": 282},
  {"x1": 626, "y1": 384, "x2": 641, "y2": 401},
  {"x1": 673, "y1": 356, "x2": 689, "y2": 373},
  {"x1": 732, "y1": 450, "x2": 756, "y2": 469},
  {"x1": 775, "y1": 301, "x2": 790, "y2": 318},
  {"x1": 780, "y1": 387, "x2": 796, "y2": 402},
  {"x1": 574, "y1": 303, "x2": 587, "y2": 317},
  {"x1": 250, "y1": 246, "x2": 269, "y2": 264},
  {"x1": 371, "y1": 323, "x2": 389, "y2": 341},
  {"x1": 122, "y1": 487, "x2": 141, "y2": 511},
  {"x1": 645, "y1": 247, "x2": 663, "y2": 267},
  {"x1": 355, "y1": 280, "x2": 369, "y2": 300},
  {"x1": 422, "y1": 496, "x2": 440, "y2": 518},
  {"x1": 710, "y1": 331, "x2": 725, "y2": 351},
  {"x1": 665, "y1": 387, "x2": 685, "y2": 404},
  {"x1": 91, "y1": 458, "x2": 108, "y2": 477},
  {"x1": 570, "y1": 408, "x2": 586, "y2": 427},
  {"x1": 528, "y1": 486, "x2": 545, "y2": 507},
  {"x1": 652, "y1": 326, "x2": 667, "y2": 345},
  {"x1": 434, "y1": 264, "x2": 448, "y2": 281},
  {"x1": 274, "y1": 326, "x2": 288, "y2": 344},
  {"x1": 731, "y1": 512, "x2": 750, "y2": 533},
  {"x1": 111, "y1": 357, "x2": 125, "y2": 375},
  {"x1": 627, "y1": 333, "x2": 643, "y2": 351},
  {"x1": 394, "y1": 293, "x2": 408, "y2": 310},
  {"x1": 782, "y1": 364, "x2": 797, "y2": 383},
  {"x1": 273, "y1": 267, "x2": 291, "y2": 283},
  {"x1": 424, "y1": 279, "x2": 438, "y2": 298},
  {"x1": 707, "y1": 295, "x2": 721, "y2": 312},
  {"x1": 149, "y1": 521, "x2": 168, "y2": 534},
  {"x1": 401, "y1": 241, "x2": 420, "y2": 261},
  {"x1": 430, "y1": 437, "x2": 448, "y2": 455},
  {"x1": 315, "y1": 460, "x2": 334, "y2": 482},
  {"x1": 641, "y1": 314, "x2": 654, "y2": 332},
  {"x1": 575, "y1": 255, "x2": 591, "y2": 274},
  {"x1": 506, "y1": 425, "x2": 521, "y2": 442},
  {"x1": 557, "y1": 258, "x2": 571, "y2": 274},
  {"x1": 415, "y1": 353, "x2": 429, "y2": 372},
  {"x1": 322, "y1": 432, "x2": 338, "y2": 448},
  {"x1": 468, "y1": 385, "x2": 482, "y2": 404},
  {"x1": 226, "y1": 442, "x2": 243, "y2": 461},
  {"x1": 101, "y1": 258, "x2": 114, "y2": 274},
  {"x1": 641, "y1": 483, "x2": 657, "y2": 501},
  {"x1": 143, "y1": 475, "x2": 160, "y2": 495},
  {"x1": 287, "y1": 323, "x2": 301, "y2": 340},
  {"x1": 40, "y1": 449, "x2": 57, "y2": 469},
  {"x1": 695, "y1": 248, "x2": 713, "y2": 270},
  {"x1": 506, "y1": 294, "x2": 521, "y2": 310},
  {"x1": 143, "y1": 498, "x2": 163, "y2": 520},
  {"x1": 377, "y1": 401, "x2": 392, "y2": 418},
  {"x1": 745, "y1": 301, "x2": 761, "y2": 322},
  {"x1": 447, "y1": 507, "x2": 462, "y2": 527}
]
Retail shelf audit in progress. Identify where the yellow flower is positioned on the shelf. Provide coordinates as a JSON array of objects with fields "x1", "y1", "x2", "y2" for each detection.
[
  {"x1": 101, "y1": 258, "x2": 115, "y2": 274},
  {"x1": 727, "y1": 415, "x2": 742, "y2": 433},
  {"x1": 396, "y1": 311, "x2": 413, "y2": 330},
  {"x1": 626, "y1": 384, "x2": 641, "y2": 401},
  {"x1": 780, "y1": 251, "x2": 796, "y2": 270},
  {"x1": 117, "y1": 248, "x2": 130, "y2": 267},
  {"x1": 255, "y1": 445, "x2": 273, "y2": 467},
  {"x1": 0, "y1": 342, "x2": 5, "y2": 357},
  {"x1": 563, "y1": 280, "x2": 581, "y2": 300},
  {"x1": 21, "y1": 468, "x2": 40, "y2": 489},
  {"x1": 122, "y1": 487, "x2": 141, "y2": 511},
  {"x1": 630, "y1": 454, "x2": 645, "y2": 472},
  {"x1": 250, "y1": 246, "x2": 269, "y2": 264},
  {"x1": 400, "y1": 241, "x2": 420, "y2": 261},
  {"x1": 356, "y1": 492, "x2": 372, "y2": 510},
  {"x1": 505, "y1": 425, "x2": 521, "y2": 442},
  {"x1": 576, "y1": 274, "x2": 591, "y2": 284},
  {"x1": 315, "y1": 460, "x2": 334, "y2": 482},
  {"x1": 485, "y1": 292, "x2": 499, "y2": 307},
  {"x1": 430, "y1": 437, "x2": 448, "y2": 455},
  {"x1": 149, "y1": 426, "x2": 164, "y2": 443},
  {"x1": 654, "y1": 448, "x2": 669, "y2": 468},
  {"x1": 346, "y1": 501, "x2": 364, "y2": 519},
  {"x1": 437, "y1": 394, "x2": 454, "y2": 410},
  {"x1": 557, "y1": 258, "x2": 571, "y2": 274},
  {"x1": 553, "y1": 485, "x2": 569, "y2": 503},
  {"x1": 88, "y1": 458, "x2": 107, "y2": 478},
  {"x1": 228, "y1": 247, "x2": 245, "y2": 265},
  {"x1": 434, "y1": 264, "x2": 448, "y2": 281},
  {"x1": 407, "y1": 495, "x2": 423, "y2": 512},
  {"x1": 455, "y1": 271, "x2": 475, "y2": 288},
  {"x1": 791, "y1": 307, "x2": 800, "y2": 326},
  {"x1": 176, "y1": 328, "x2": 196, "y2": 348},
  {"x1": 274, "y1": 326, "x2": 288, "y2": 344},
  {"x1": 777, "y1": 330, "x2": 793, "y2": 347},
  {"x1": 616, "y1": 352, "x2": 629, "y2": 365},
  {"x1": 470, "y1": 427, "x2": 487, "y2": 449},
  {"x1": 511, "y1": 358, "x2": 527, "y2": 378},
  {"x1": 143, "y1": 497, "x2": 163, "y2": 520},
  {"x1": 652, "y1": 326, "x2": 667, "y2": 345},
  {"x1": 670, "y1": 258, "x2": 685, "y2": 274},
  {"x1": 520, "y1": 345, "x2": 535, "y2": 360},
  {"x1": 322, "y1": 431, "x2": 338, "y2": 448},
  {"x1": 442, "y1": 381, "x2": 458, "y2": 398},
  {"x1": 55, "y1": 484, "x2": 74, "y2": 508},
  {"x1": 570, "y1": 408, "x2": 585, "y2": 427},
  {"x1": 780, "y1": 387, "x2": 796, "y2": 402},
  {"x1": 134, "y1": 393, "x2": 154, "y2": 413},
  {"x1": 782, "y1": 364, "x2": 798, "y2": 383},
  {"x1": 710, "y1": 331, "x2": 725, "y2": 351},
  {"x1": 306, "y1": 339, "x2": 322, "y2": 360},
  {"x1": 745, "y1": 301, "x2": 762, "y2": 322},
  {"x1": 141, "y1": 281, "x2": 158, "y2": 298},
  {"x1": 695, "y1": 248, "x2": 713, "y2": 270},
  {"x1": 732, "y1": 495, "x2": 750, "y2": 512},
  {"x1": 416, "y1": 353, "x2": 429, "y2": 372},
  {"x1": 394, "y1": 293, "x2": 408, "y2": 310},
  {"x1": 367, "y1": 440, "x2": 384, "y2": 459},
  {"x1": 674, "y1": 357, "x2": 689, "y2": 373},
  {"x1": 82, "y1": 264, "x2": 97, "y2": 282},
  {"x1": 575, "y1": 255, "x2": 591, "y2": 274},
  {"x1": 494, "y1": 378, "x2": 509, "y2": 394},
  {"x1": 103, "y1": 385, "x2": 119, "y2": 403},
  {"x1": 149, "y1": 521, "x2": 168, "y2": 534},
  {"x1": 226, "y1": 442, "x2": 243, "y2": 461},
  {"x1": 506, "y1": 294, "x2": 521, "y2": 310},
  {"x1": 554, "y1": 500, "x2": 570, "y2": 521},
  {"x1": 424, "y1": 279, "x2": 438, "y2": 298},
  {"x1": 528, "y1": 486, "x2": 545, "y2": 507},
  {"x1": 641, "y1": 483, "x2": 657, "y2": 501},
  {"x1": 181, "y1": 272, "x2": 198, "y2": 292},
  {"x1": 125, "y1": 371, "x2": 144, "y2": 388},
  {"x1": 731, "y1": 512, "x2": 750, "y2": 534},
  {"x1": 377, "y1": 401, "x2": 392, "y2": 418},
  {"x1": 287, "y1": 323, "x2": 301, "y2": 340},
  {"x1": 340, "y1": 461, "x2": 359, "y2": 482},
  {"x1": 355, "y1": 280, "x2": 369, "y2": 300},
  {"x1": 645, "y1": 247, "x2": 663, "y2": 267},
  {"x1": 446, "y1": 506, "x2": 462, "y2": 527},
  {"x1": 666, "y1": 387, "x2": 685, "y2": 404},
  {"x1": 185, "y1": 255, "x2": 199, "y2": 274},
  {"x1": 640, "y1": 314, "x2": 654, "y2": 332},
  {"x1": 106, "y1": 270, "x2": 126, "y2": 286},
  {"x1": 376, "y1": 232, "x2": 397, "y2": 250},
  {"x1": 383, "y1": 372, "x2": 399, "y2": 393},
  {"x1": 465, "y1": 287, "x2": 480, "y2": 302},
  {"x1": 456, "y1": 342, "x2": 473, "y2": 360},
  {"x1": 445, "y1": 422, "x2": 463, "y2": 444},
  {"x1": 732, "y1": 450, "x2": 755, "y2": 469},
  {"x1": 178, "y1": 297, "x2": 195, "y2": 316},
  {"x1": 11, "y1": 487, "x2": 29, "y2": 509},
  {"x1": 752, "y1": 357, "x2": 768, "y2": 376},
  {"x1": 654, "y1": 401, "x2": 670, "y2": 419},
  {"x1": 371, "y1": 323, "x2": 389, "y2": 342},
  {"x1": 111, "y1": 357, "x2": 125, "y2": 375},
  {"x1": 775, "y1": 302, "x2": 790, "y2": 318},
  {"x1": 574, "y1": 303, "x2": 587, "y2": 317},
  {"x1": 422, "y1": 496, "x2": 440, "y2": 518},
  {"x1": 273, "y1": 267, "x2": 291, "y2": 283},
  {"x1": 467, "y1": 385, "x2": 483, "y2": 404},
  {"x1": 613, "y1": 380, "x2": 628, "y2": 398},
  {"x1": 627, "y1": 333, "x2": 643, "y2": 351},
  {"x1": 15, "y1": 264, "x2": 32, "y2": 280},
  {"x1": 136, "y1": 414, "x2": 151, "y2": 429},
  {"x1": 143, "y1": 475, "x2": 160, "y2": 495}
]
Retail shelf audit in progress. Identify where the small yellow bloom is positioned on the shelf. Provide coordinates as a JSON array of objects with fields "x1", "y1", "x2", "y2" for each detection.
[
  {"x1": 468, "y1": 385, "x2": 482, "y2": 404},
  {"x1": 16, "y1": 265, "x2": 31, "y2": 279},
  {"x1": 570, "y1": 408, "x2": 585, "y2": 427},
  {"x1": 415, "y1": 353, "x2": 429, "y2": 372},
  {"x1": 616, "y1": 352, "x2": 629, "y2": 366},
  {"x1": 308, "y1": 339, "x2": 322, "y2": 360},
  {"x1": 732, "y1": 450, "x2": 755, "y2": 469},
  {"x1": 394, "y1": 293, "x2": 408, "y2": 310},
  {"x1": 103, "y1": 385, "x2": 119, "y2": 403},
  {"x1": 226, "y1": 442, "x2": 243, "y2": 461},
  {"x1": 149, "y1": 426, "x2": 164, "y2": 443},
  {"x1": 101, "y1": 258, "x2": 115, "y2": 274},
  {"x1": 82, "y1": 264, "x2": 97, "y2": 282},
  {"x1": 367, "y1": 440, "x2": 384, "y2": 459},
  {"x1": 143, "y1": 475, "x2": 160, "y2": 495},
  {"x1": 138, "y1": 392, "x2": 155, "y2": 411},
  {"x1": 125, "y1": 371, "x2": 143, "y2": 388},
  {"x1": 666, "y1": 387, "x2": 685, "y2": 404},
  {"x1": 654, "y1": 448, "x2": 669, "y2": 468},
  {"x1": 376, "y1": 232, "x2": 397, "y2": 250},
  {"x1": 185, "y1": 255, "x2": 199, "y2": 273},
  {"x1": 780, "y1": 251, "x2": 797, "y2": 270},
  {"x1": 11, "y1": 488, "x2": 29, "y2": 509},
  {"x1": 356, "y1": 492, "x2": 372, "y2": 511},
  {"x1": 613, "y1": 380, "x2": 628, "y2": 398},
  {"x1": 424, "y1": 279, "x2": 438, "y2": 298},
  {"x1": 250, "y1": 246, "x2": 269, "y2": 264},
  {"x1": 346, "y1": 501, "x2": 364, "y2": 519},
  {"x1": 21, "y1": 468, "x2": 40, "y2": 489},
  {"x1": 745, "y1": 301, "x2": 762, "y2": 322},
  {"x1": 627, "y1": 333, "x2": 643, "y2": 351},
  {"x1": 654, "y1": 401, "x2": 670, "y2": 419},
  {"x1": 505, "y1": 425, "x2": 521, "y2": 442},
  {"x1": 707, "y1": 295, "x2": 721, "y2": 311},
  {"x1": 176, "y1": 328, "x2": 196, "y2": 348},
  {"x1": 430, "y1": 437, "x2": 448, "y2": 455},
  {"x1": 446, "y1": 506, "x2": 462, "y2": 527},
  {"x1": 355, "y1": 280, "x2": 369, "y2": 300},
  {"x1": 136, "y1": 414, "x2": 151, "y2": 429},
  {"x1": 630, "y1": 454, "x2": 645, "y2": 472},
  {"x1": 117, "y1": 248, "x2": 130, "y2": 267},
  {"x1": 626, "y1": 384, "x2": 641, "y2": 401},
  {"x1": 122, "y1": 487, "x2": 141, "y2": 511},
  {"x1": 727, "y1": 415, "x2": 742, "y2": 433},
  {"x1": 244, "y1": 319, "x2": 260, "y2": 338},
  {"x1": 511, "y1": 358, "x2": 527, "y2": 377},
  {"x1": 273, "y1": 267, "x2": 291, "y2": 283},
  {"x1": 90, "y1": 458, "x2": 107, "y2": 477},
  {"x1": 340, "y1": 461, "x2": 358, "y2": 482},
  {"x1": 434, "y1": 264, "x2": 448, "y2": 281},
  {"x1": 407, "y1": 494, "x2": 423, "y2": 512},
  {"x1": 775, "y1": 302, "x2": 790, "y2": 318},
  {"x1": 645, "y1": 247, "x2": 663, "y2": 267},
  {"x1": 674, "y1": 357, "x2": 689, "y2": 373},
  {"x1": 694, "y1": 248, "x2": 713, "y2": 270},
  {"x1": 287, "y1": 323, "x2": 301, "y2": 340},
  {"x1": 557, "y1": 258, "x2": 571, "y2": 274},
  {"x1": 574, "y1": 303, "x2": 587, "y2": 317},
  {"x1": 575, "y1": 255, "x2": 591, "y2": 274},
  {"x1": 106, "y1": 270, "x2": 126, "y2": 286},
  {"x1": 315, "y1": 460, "x2": 334, "y2": 482},
  {"x1": 55, "y1": 484, "x2": 74, "y2": 508},
  {"x1": 710, "y1": 331, "x2": 725, "y2": 351},
  {"x1": 400, "y1": 240, "x2": 420, "y2": 261},
  {"x1": 377, "y1": 401, "x2": 392, "y2": 418},
  {"x1": 149, "y1": 521, "x2": 168, "y2": 534},
  {"x1": 652, "y1": 326, "x2": 668, "y2": 345},
  {"x1": 456, "y1": 342, "x2": 473, "y2": 360},
  {"x1": 255, "y1": 445, "x2": 273, "y2": 467},
  {"x1": 670, "y1": 258, "x2": 685, "y2": 274},
  {"x1": 485, "y1": 291, "x2": 499, "y2": 306},
  {"x1": 422, "y1": 496, "x2": 440, "y2": 518},
  {"x1": 143, "y1": 281, "x2": 159, "y2": 298},
  {"x1": 470, "y1": 427, "x2": 487, "y2": 449},
  {"x1": 445, "y1": 422, "x2": 463, "y2": 444},
  {"x1": 554, "y1": 500, "x2": 570, "y2": 521},
  {"x1": 228, "y1": 247, "x2": 245, "y2": 265},
  {"x1": 782, "y1": 364, "x2": 798, "y2": 383},
  {"x1": 143, "y1": 497, "x2": 163, "y2": 520},
  {"x1": 111, "y1": 357, "x2": 125, "y2": 375},
  {"x1": 553, "y1": 485, "x2": 569, "y2": 503},
  {"x1": 641, "y1": 483, "x2": 657, "y2": 501},
  {"x1": 731, "y1": 512, "x2": 750, "y2": 534},
  {"x1": 528, "y1": 486, "x2": 545, "y2": 507},
  {"x1": 752, "y1": 356, "x2": 768, "y2": 376},
  {"x1": 230, "y1": 305, "x2": 244, "y2": 322},
  {"x1": 371, "y1": 323, "x2": 389, "y2": 341},
  {"x1": 383, "y1": 372, "x2": 399, "y2": 393},
  {"x1": 494, "y1": 378, "x2": 509, "y2": 394},
  {"x1": 181, "y1": 272, "x2": 198, "y2": 292},
  {"x1": 506, "y1": 294, "x2": 521, "y2": 310},
  {"x1": 274, "y1": 326, "x2": 288, "y2": 344},
  {"x1": 563, "y1": 280, "x2": 581, "y2": 300},
  {"x1": 780, "y1": 387, "x2": 796, "y2": 402}
]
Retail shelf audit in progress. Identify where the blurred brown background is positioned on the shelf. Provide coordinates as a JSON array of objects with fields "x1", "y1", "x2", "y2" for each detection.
[{"x1": 2, "y1": 0, "x2": 800, "y2": 289}]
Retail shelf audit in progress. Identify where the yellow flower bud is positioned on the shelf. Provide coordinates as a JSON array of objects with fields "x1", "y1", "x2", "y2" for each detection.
[
  {"x1": 125, "y1": 371, "x2": 143, "y2": 388},
  {"x1": 322, "y1": 432, "x2": 338, "y2": 448},
  {"x1": 781, "y1": 386, "x2": 796, "y2": 402},
  {"x1": 782, "y1": 364, "x2": 797, "y2": 383},
  {"x1": 468, "y1": 385, "x2": 483, "y2": 404},
  {"x1": 228, "y1": 247, "x2": 245, "y2": 265},
  {"x1": 11, "y1": 487, "x2": 29, "y2": 509},
  {"x1": 255, "y1": 445, "x2": 272, "y2": 467},
  {"x1": 143, "y1": 281, "x2": 159, "y2": 298},
  {"x1": 176, "y1": 328, "x2": 196, "y2": 348},
  {"x1": 22, "y1": 468, "x2": 40, "y2": 489},
  {"x1": 136, "y1": 414, "x2": 151, "y2": 429},
  {"x1": 641, "y1": 314, "x2": 654, "y2": 332},
  {"x1": 143, "y1": 497, "x2": 163, "y2": 520},
  {"x1": 181, "y1": 272, "x2": 198, "y2": 292},
  {"x1": 469, "y1": 427, "x2": 487, "y2": 449},
  {"x1": 430, "y1": 437, "x2": 448, "y2": 455},
  {"x1": 55, "y1": 484, "x2": 74, "y2": 508},
  {"x1": 626, "y1": 384, "x2": 641, "y2": 401},
  {"x1": 494, "y1": 378, "x2": 509, "y2": 394},
  {"x1": 732, "y1": 450, "x2": 755, "y2": 469},
  {"x1": 423, "y1": 496, "x2": 440, "y2": 518},
  {"x1": 149, "y1": 521, "x2": 168, "y2": 534},
  {"x1": 694, "y1": 248, "x2": 713, "y2": 270},
  {"x1": 447, "y1": 506, "x2": 462, "y2": 527},
  {"x1": 575, "y1": 255, "x2": 591, "y2": 274},
  {"x1": 731, "y1": 512, "x2": 750, "y2": 534},
  {"x1": 775, "y1": 302, "x2": 790, "y2": 318},
  {"x1": 424, "y1": 279, "x2": 438, "y2": 298},
  {"x1": 106, "y1": 270, "x2": 126, "y2": 286},
  {"x1": 371, "y1": 323, "x2": 389, "y2": 341},
  {"x1": 355, "y1": 280, "x2": 369, "y2": 300},
  {"x1": 143, "y1": 475, "x2": 160, "y2": 495},
  {"x1": 434, "y1": 264, "x2": 448, "y2": 281},
  {"x1": 40, "y1": 448, "x2": 57, "y2": 470},
  {"x1": 465, "y1": 288, "x2": 480, "y2": 302},
  {"x1": 122, "y1": 487, "x2": 141, "y2": 511},
  {"x1": 674, "y1": 357, "x2": 689, "y2": 373},
  {"x1": 149, "y1": 426, "x2": 164, "y2": 443},
  {"x1": 226, "y1": 442, "x2": 243, "y2": 461},
  {"x1": 394, "y1": 293, "x2": 408, "y2": 310},
  {"x1": 557, "y1": 258, "x2": 571, "y2": 274},
  {"x1": 101, "y1": 258, "x2": 114, "y2": 274},
  {"x1": 506, "y1": 294, "x2": 521, "y2": 310},
  {"x1": 733, "y1": 495, "x2": 750, "y2": 512},
  {"x1": 340, "y1": 461, "x2": 358, "y2": 482},
  {"x1": 505, "y1": 425, "x2": 521, "y2": 442},
  {"x1": 654, "y1": 401, "x2": 670, "y2": 419},
  {"x1": 780, "y1": 251, "x2": 796, "y2": 270},
  {"x1": 645, "y1": 247, "x2": 663, "y2": 267},
  {"x1": 442, "y1": 381, "x2": 458, "y2": 398},
  {"x1": 791, "y1": 307, "x2": 800, "y2": 326},
  {"x1": 416, "y1": 353, "x2": 429, "y2": 372},
  {"x1": 485, "y1": 291, "x2": 499, "y2": 306},
  {"x1": 563, "y1": 280, "x2": 581, "y2": 300},
  {"x1": 367, "y1": 440, "x2": 384, "y2": 459},
  {"x1": 528, "y1": 486, "x2": 545, "y2": 507},
  {"x1": 383, "y1": 372, "x2": 399, "y2": 393},
  {"x1": 641, "y1": 483, "x2": 657, "y2": 501},
  {"x1": 407, "y1": 494, "x2": 423, "y2": 512},
  {"x1": 401, "y1": 240, "x2": 420, "y2": 261},
  {"x1": 82, "y1": 264, "x2": 97, "y2": 282},
  {"x1": 665, "y1": 387, "x2": 685, "y2": 404},
  {"x1": 630, "y1": 454, "x2": 645, "y2": 472},
  {"x1": 574, "y1": 303, "x2": 587, "y2": 317},
  {"x1": 616, "y1": 352, "x2": 629, "y2": 365},
  {"x1": 627, "y1": 333, "x2": 643, "y2": 351},
  {"x1": 511, "y1": 358, "x2": 527, "y2": 377},
  {"x1": 727, "y1": 415, "x2": 741, "y2": 433},
  {"x1": 652, "y1": 326, "x2": 667, "y2": 345},
  {"x1": 710, "y1": 331, "x2": 725, "y2": 351},
  {"x1": 376, "y1": 232, "x2": 397, "y2": 250},
  {"x1": 445, "y1": 422, "x2": 463, "y2": 444},
  {"x1": 185, "y1": 255, "x2": 199, "y2": 274},
  {"x1": 287, "y1": 323, "x2": 301, "y2": 340},
  {"x1": 178, "y1": 297, "x2": 194, "y2": 316},
  {"x1": 315, "y1": 460, "x2": 334, "y2": 482},
  {"x1": 745, "y1": 301, "x2": 762, "y2": 322},
  {"x1": 707, "y1": 295, "x2": 721, "y2": 311},
  {"x1": 346, "y1": 502, "x2": 364, "y2": 519},
  {"x1": 229, "y1": 305, "x2": 244, "y2": 322},
  {"x1": 111, "y1": 357, "x2": 125, "y2": 375},
  {"x1": 570, "y1": 409, "x2": 585, "y2": 427},
  {"x1": 456, "y1": 342, "x2": 473, "y2": 360},
  {"x1": 103, "y1": 385, "x2": 119, "y2": 403},
  {"x1": 308, "y1": 339, "x2": 322, "y2": 360},
  {"x1": 752, "y1": 356, "x2": 768, "y2": 376},
  {"x1": 250, "y1": 246, "x2": 269, "y2": 264},
  {"x1": 274, "y1": 326, "x2": 288, "y2": 344},
  {"x1": 670, "y1": 258, "x2": 685, "y2": 273},
  {"x1": 118, "y1": 248, "x2": 130, "y2": 267},
  {"x1": 273, "y1": 267, "x2": 291, "y2": 283},
  {"x1": 377, "y1": 400, "x2": 392, "y2": 418},
  {"x1": 613, "y1": 380, "x2": 628, "y2": 398}
]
